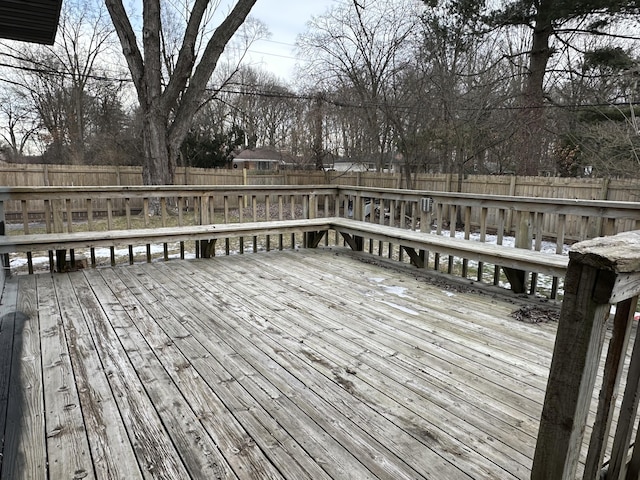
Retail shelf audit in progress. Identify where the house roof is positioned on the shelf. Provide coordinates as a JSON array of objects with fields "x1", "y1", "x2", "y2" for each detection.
[
  {"x1": 234, "y1": 148, "x2": 291, "y2": 162},
  {"x1": 0, "y1": 0, "x2": 63, "y2": 45}
]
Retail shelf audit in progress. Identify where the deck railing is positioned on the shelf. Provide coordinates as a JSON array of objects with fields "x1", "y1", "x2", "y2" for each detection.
[
  {"x1": 531, "y1": 231, "x2": 640, "y2": 480},
  {"x1": 1, "y1": 185, "x2": 639, "y2": 298}
]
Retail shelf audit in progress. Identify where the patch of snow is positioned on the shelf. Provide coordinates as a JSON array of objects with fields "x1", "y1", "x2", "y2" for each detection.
[
  {"x1": 381, "y1": 285, "x2": 409, "y2": 298},
  {"x1": 368, "y1": 277, "x2": 386, "y2": 283},
  {"x1": 380, "y1": 300, "x2": 419, "y2": 316}
]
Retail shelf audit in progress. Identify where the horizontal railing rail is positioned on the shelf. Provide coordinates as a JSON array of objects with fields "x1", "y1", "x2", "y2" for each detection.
[{"x1": 1, "y1": 185, "x2": 639, "y2": 299}]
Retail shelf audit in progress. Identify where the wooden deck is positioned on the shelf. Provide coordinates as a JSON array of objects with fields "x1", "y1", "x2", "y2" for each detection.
[{"x1": 0, "y1": 247, "x2": 577, "y2": 479}]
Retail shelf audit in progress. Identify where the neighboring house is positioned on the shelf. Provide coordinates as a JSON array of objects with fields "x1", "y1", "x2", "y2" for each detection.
[
  {"x1": 232, "y1": 148, "x2": 289, "y2": 171},
  {"x1": 328, "y1": 159, "x2": 376, "y2": 172}
]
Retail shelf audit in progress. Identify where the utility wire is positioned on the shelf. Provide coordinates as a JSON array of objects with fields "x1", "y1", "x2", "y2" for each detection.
[{"x1": 1, "y1": 59, "x2": 638, "y2": 113}]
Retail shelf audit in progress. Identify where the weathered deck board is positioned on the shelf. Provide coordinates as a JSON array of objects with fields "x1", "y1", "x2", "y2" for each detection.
[
  {"x1": 218, "y1": 253, "x2": 537, "y2": 478},
  {"x1": 36, "y1": 274, "x2": 93, "y2": 479},
  {"x1": 0, "y1": 248, "x2": 632, "y2": 479},
  {"x1": 55, "y1": 272, "x2": 143, "y2": 479},
  {"x1": 0, "y1": 279, "x2": 18, "y2": 475},
  {"x1": 143, "y1": 261, "x2": 460, "y2": 480},
  {"x1": 3, "y1": 276, "x2": 46, "y2": 479}
]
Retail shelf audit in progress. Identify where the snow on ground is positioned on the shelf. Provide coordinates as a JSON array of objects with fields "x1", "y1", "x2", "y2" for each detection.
[
  {"x1": 434, "y1": 228, "x2": 569, "y2": 295},
  {"x1": 10, "y1": 242, "x2": 197, "y2": 271}
]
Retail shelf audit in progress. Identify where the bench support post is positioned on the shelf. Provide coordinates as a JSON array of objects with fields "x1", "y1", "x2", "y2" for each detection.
[
  {"x1": 401, "y1": 246, "x2": 424, "y2": 268},
  {"x1": 305, "y1": 230, "x2": 328, "y2": 249},
  {"x1": 502, "y1": 266, "x2": 526, "y2": 293},
  {"x1": 55, "y1": 249, "x2": 67, "y2": 272},
  {"x1": 339, "y1": 232, "x2": 364, "y2": 252},
  {"x1": 199, "y1": 239, "x2": 216, "y2": 258}
]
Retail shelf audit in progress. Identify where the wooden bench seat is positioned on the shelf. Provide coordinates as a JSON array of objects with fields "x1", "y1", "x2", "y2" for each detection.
[
  {"x1": 0, "y1": 218, "x2": 332, "y2": 272},
  {"x1": 0, "y1": 218, "x2": 332, "y2": 254},
  {"x1": 0, "y1": 216, "x2": 569, "y2": 294},
  {"x1": 330, "y1": 217, "x2": 569, "y2": 285}
]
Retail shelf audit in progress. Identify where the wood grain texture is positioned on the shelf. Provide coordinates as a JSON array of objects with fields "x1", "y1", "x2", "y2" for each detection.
[
  {"x1": 0, "y1": 249, "x2": 633, "y2": 479},
  {"x1": 36, "y1": 274, "x2": 94, "y2": 479},
  {"x1": 2, "y1": 276, "x2": 46, "y2": 479}
]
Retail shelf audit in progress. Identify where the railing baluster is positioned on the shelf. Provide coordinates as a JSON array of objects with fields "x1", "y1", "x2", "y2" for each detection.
[
  {"x1": 265, "y1": 195, "x2": 271, "y2": 252},
  {"x1": 87, "y1": 198, "x2": 96, "y2": 267},
  {"x1": 478, "y1": 207, "x2": 488, "y2": 281},
  {"x1": 224, "y1": 195, "x2": 230, "y2": 255},
  {"x1": 252, "y1": 195, "x2": 258, "y2": 253},
  {"x1": 289, "y1": 195, "x2": 295, "y2": 249},
  {"x1": 0, "y1": 199, "x2": 9, "y2": 278},
  {"x1": 144, "y1": 197, "x2": 151, "y2": 262},
  {"x1": 178, "y1": 197, "x2": 185, "y2": 260},
  {"x1": 278, "y1": 195, "x2": 284, "y2": 251},
  {"x1": 583, "y1": 296, "x2": 637, "y2": 479}
]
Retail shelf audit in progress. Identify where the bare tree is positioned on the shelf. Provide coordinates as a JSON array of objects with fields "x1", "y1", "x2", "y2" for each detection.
[
  {"x1": 297, "y1": 0, "x2": 421, "y2": 171},
  {"x1": 105, "y1": 0, "x2": 258, "y2": 185},
  {"x1": 1, "y1": 0, "x2": 116, "y2": 164},
  {"x1": 484, "y1": 0, "x2": 640, "y2": 174},
  {"x1": 0, "y1": 89, "x2": 40, "y2": 159}
]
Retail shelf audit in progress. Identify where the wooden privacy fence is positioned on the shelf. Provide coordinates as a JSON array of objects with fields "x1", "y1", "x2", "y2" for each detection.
[{"x1": 1, "y1": 162, "x2": 640, "y2": 201}]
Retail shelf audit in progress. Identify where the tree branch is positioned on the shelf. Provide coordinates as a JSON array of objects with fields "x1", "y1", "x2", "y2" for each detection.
[
  {"x1": 169, "y1": 0, "x2": 257, "y2": 146},
  {"x1": 104, "y1": 0, "x2": 145, "y2": 99}
]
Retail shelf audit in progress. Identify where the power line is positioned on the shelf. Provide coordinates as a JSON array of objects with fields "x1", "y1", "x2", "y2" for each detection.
[{"x1": 1, "y1": 58, "x2": 638, "y2": 114}]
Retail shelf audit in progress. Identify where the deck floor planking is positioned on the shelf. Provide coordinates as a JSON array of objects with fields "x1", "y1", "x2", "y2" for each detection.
[{"x1": 0, "y1": 248, "x2": 635, "y2": 479}]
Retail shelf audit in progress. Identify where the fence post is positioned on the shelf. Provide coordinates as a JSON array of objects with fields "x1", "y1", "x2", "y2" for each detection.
[
  {"x1": 531, "y1": 231, "x2": 640, "y2": 479},
  {"x1": 43, "y1": 165, "x2": 50, "y2": 186},
  {"x1": 596, "y1": 177, "x2": 611, "y2": 236}
]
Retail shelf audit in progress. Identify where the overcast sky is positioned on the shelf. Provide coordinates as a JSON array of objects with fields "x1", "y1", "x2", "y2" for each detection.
[{"x1": 242, "y1": 0, "x2": 337, "y2": 81}]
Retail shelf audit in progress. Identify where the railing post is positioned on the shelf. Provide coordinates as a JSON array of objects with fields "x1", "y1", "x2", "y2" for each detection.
[
  {"x1": 0, "y1": 198, "x2": 7, "y2": 280},
  {"x1": 532, "y1": 231, "x2": 640, "y2": 479}
]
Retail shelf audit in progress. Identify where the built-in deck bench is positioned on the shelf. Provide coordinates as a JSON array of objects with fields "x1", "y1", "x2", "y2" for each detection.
[
  {"x1": 329, "y1": 217, "x2": 569, "y2": 293},
  {"x1": 0, "y1": 216, "x2": 569, "y2": 295},
  {"x1": 0, "y1": 218, "x2": 332, "y2": 272}
]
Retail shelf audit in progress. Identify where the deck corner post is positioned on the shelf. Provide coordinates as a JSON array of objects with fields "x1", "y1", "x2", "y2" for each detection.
[
  {"x1": 532, "y1": 259, "x2": 612, "y2": 480},
  {"x1": 532, "y1": 231, "x2": 640, "y2": 480}
]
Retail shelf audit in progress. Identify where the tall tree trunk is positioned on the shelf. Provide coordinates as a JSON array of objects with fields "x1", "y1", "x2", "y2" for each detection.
[
  {"x1": 518, "y1": 2, "x2": 553, "y2": 175},
  {"x1": 312, "y1": 94, "x2": 324, "y2": 170},
  {"x1": 106, "y1": 0, "x2": 258, "y2": 186},
  {"x1": 142, "y1": 112, "x2": 172, "y2": 185}
]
